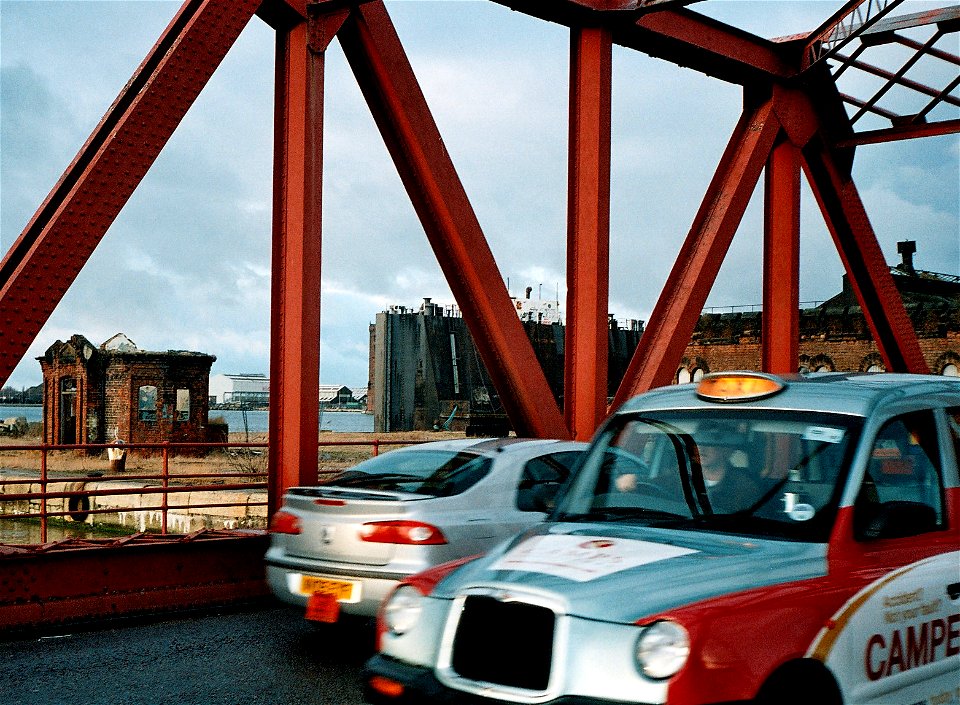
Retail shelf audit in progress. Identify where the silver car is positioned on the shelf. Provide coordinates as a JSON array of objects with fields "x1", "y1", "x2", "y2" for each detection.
[{"x1": 265, "y1": 437, "x2": 586, "y2": 622}]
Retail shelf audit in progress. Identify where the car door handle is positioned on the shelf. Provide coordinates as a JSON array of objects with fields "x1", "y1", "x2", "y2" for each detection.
[{"x1": 947, "y1": 582, "x2": 960, "y2": 600}]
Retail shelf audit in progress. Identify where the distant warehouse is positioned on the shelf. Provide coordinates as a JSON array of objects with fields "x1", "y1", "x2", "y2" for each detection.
[
  {"x1": 209, "y1": 373, "x2": 270, "y2": 407},
  {"x1": 208, "y1": 374, "x2": 366, "y2": 410}
]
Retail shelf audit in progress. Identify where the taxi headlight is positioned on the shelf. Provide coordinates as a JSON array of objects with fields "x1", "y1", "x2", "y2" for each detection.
[
  {"x1": 635, "y1": 620, "x2": 690, "y2": 679},
  {"x1": 383, "y1": 585, "x2": 423, "y2": 636}
]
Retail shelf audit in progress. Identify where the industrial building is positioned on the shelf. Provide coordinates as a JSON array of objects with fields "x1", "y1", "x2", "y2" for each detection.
[
  {"x1": 208, "y1": 373, "x2": 271, "y2": 407},
  {"x1": 369, "y1": 295, "x2": 644, "y2": 433},
  {"x1": 371, "y1": 243, "x2": 959, "y2": 432},
  {"x1": 209, "y1": 375, "x2": 365, "y2": 410}
]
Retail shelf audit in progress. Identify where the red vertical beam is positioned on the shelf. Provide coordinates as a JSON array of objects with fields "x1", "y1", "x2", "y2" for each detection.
[
  {"x1": 336, "y1": 1, "x2": 567, "y2": 438},
  {"x1": 0, "y1": 0, "x2": 260, "y2": 386},
  {"x1": 566, "y1": 26, "x2": 613, "y2": 440},
  {"x1": 613, "y1": 100, "x2": 782, "y2": 408},
  {"x1": 801, "y1": 136, "x2": 929, "y2": 373},
  {"x1": 268, "y1": 10, "x2": 347, "y2": 515},
  {"x1": 762, "y1": 137, "x2": 801, "y2": 374}
]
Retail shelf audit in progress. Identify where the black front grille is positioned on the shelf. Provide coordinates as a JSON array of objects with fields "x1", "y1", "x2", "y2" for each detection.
[{"x1": 450, "y1": 595, "x2": 556, "y2": 691}]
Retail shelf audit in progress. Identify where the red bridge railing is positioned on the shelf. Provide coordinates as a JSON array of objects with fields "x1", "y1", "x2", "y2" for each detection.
[{"x1": 0, "y1": 438, "x2": 421, "y2": 546}]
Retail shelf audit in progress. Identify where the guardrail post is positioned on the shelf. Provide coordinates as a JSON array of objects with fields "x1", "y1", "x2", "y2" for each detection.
[
  {"x1": 372, "y1": 439, "x2": 380, "y2": 457},
  {"x1": 40, "y1": 446, "x2": 48, "y2": 543},
  {"x1": 161, "y1": 442, "x2": 170, "y2": 534}
]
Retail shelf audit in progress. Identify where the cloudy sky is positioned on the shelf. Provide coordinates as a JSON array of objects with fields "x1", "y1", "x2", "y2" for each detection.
[{"x1": 2, "y1": 0, "x2": 957, "y2": 390}]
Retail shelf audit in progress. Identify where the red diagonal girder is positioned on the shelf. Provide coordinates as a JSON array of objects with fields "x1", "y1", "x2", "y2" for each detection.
[
  {"x1": 566, "y1": 27, "x2": 613, "y2": 441},
  {"x1": 613, "y1": 99, "x2": 784, "y2": 408},
  {"x1": 335, "y1": 0, "x2": 568, "y2": 438},
  {"x1": 0, "y1": 0, "x2": 261, "y2": 386},
  {"x1": 800, "y1": 133, "x2": 929, "y2": 373}
]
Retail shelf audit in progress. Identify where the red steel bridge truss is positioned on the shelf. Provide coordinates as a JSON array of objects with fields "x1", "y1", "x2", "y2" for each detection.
[{"x1": 0, "y1": 0, "x2": 957, "y2": 626}]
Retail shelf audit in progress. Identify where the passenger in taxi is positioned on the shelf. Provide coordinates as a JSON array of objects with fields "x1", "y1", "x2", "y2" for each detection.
[{"x1": 692, "y1": 423, "x2": 762, "y2": 513}]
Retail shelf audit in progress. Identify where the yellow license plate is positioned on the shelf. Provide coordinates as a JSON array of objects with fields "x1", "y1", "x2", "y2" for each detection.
[{"x1": 299, "y1": 575, "x2": 359, "y2": 602}]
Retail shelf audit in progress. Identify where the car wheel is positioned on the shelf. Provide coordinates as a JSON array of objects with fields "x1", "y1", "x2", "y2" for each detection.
[{"x1": 754, "y1": 660, "x2": 842, "y2": 705}]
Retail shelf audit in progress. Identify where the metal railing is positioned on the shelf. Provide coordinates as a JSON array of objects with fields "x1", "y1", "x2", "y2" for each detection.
[{"x1": 0, "y1": 438, "x2": 420, "y2": 546}]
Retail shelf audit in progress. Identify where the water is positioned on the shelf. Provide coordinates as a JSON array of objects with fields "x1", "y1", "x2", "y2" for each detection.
[
  {"x1": 0, "y1": 519, "x2": 113, "y2": 544},
  {"x1": 0, "y1": 405, "x2": 41, "y2": 423},
  {"x1": 214, "y1": 409, "x2": 373, "y2": 434},
  {"x1": 0, "y1": 405, "x2": 374, "y2": 434}
]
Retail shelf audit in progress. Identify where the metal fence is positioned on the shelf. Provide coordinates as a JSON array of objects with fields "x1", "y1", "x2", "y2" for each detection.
[{"x1": 0, "y1": 439, "x2": 417, "y2": 545}]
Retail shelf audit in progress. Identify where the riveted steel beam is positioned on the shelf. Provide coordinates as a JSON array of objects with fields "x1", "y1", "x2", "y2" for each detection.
[
  {"x1": 566, "y1": 26, "x2": 613, "y2": 440},
  {"x1": 762, "y1": 138, "x2": 802, "y2": 374},
  {"x1": 0, "y1": 0, "x2": 261, "y2": 387},
  {"x1": 613, "y1": 100, "x2": 783, "y2": 407},
  {"x1": 336, "y1": 1, "x2": 568, "y2": 438},
  {"x1": 268, "y1": 10, "x2": 348, "y2": 514},
  {"x1": 0, "y1": 532, "x2": 270, "y2": 633},
  {"x1": 491, "y1": 0, "x2": 795, "y2": 85},
  {"x1": 256, "y1": 0, "x2": 307, "y2": 28}
]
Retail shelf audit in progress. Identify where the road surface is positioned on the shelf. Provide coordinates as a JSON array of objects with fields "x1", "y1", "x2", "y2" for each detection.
[{"x1": 1, "y1": 601, "x2": 373, "y2": 705}]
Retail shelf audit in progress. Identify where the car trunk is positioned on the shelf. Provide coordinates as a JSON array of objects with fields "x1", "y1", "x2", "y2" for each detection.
[{"x1": 280, "y1": 487, "x2": 427, "y2": 566}]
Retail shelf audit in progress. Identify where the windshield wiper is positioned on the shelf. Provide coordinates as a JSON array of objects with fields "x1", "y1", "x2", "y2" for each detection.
[{"x1": 560, "y1": 507, "x2": 687, "y2": 523}]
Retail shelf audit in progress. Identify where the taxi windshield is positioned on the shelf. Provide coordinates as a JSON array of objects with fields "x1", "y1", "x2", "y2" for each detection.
[{"x1": 554, "y1": 410, "x2": 863, "y2": 542}]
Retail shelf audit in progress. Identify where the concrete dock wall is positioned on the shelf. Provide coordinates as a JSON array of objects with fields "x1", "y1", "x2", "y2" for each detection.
[{"x1": 0, "y1": 474, "x2": 267, "y2": 534}]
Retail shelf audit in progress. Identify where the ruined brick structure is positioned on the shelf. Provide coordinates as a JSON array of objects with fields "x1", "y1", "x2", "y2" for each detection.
[{"x1": 39, "y1": 333, "x2": 216, "y2": 449}]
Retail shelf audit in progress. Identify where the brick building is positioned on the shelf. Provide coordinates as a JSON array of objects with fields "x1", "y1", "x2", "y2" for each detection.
[
  {"x1": 677, "y1": 244, "x2": 959, "y2": 382},
  {"x1": 39, "y1": 333, "x2": 216, "y2": 448}
]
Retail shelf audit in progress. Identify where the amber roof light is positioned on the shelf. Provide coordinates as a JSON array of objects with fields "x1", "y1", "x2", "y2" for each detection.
[{"x1": 696, "y1": 372, "x2": 785, "y2": 402}]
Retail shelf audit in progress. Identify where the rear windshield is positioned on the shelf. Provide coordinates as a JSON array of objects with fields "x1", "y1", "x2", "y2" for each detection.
[{"x1": 322, "y1": 449, "x2": 492, "y2": 497}]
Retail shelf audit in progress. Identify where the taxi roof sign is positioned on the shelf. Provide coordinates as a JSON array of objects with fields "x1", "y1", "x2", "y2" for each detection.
[{"x1": 696, "y1": 372, "x2": 785, "y2": 402}]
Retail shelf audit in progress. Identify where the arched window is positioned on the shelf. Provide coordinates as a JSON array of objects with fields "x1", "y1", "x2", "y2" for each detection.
[
  {"x1": 860, "y1": 353, "x2": 885, "y2": 373},
  {"x1": 677, "y1": 368, "x2": 691, "y2": 384},
  {"x1": 692, "y1": 368, "x2": 704, "y2": 382},
  {"x1": 944, "y1": 363, "x2": 958, "y2": 377},
  {"x1": 810, "y1": 354, "x2": 835, "y2": 373}
]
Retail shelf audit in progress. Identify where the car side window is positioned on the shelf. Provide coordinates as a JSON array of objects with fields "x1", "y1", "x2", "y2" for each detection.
[
  {"x1": 516, "y1": 451, "x2": 581, "y2": 512},
  {"x1": 948, "y1": 407, "x2": 960, "y2": 468},
  {"x1": 854, "y1": 410, "x2": 945, "y2": 540}
]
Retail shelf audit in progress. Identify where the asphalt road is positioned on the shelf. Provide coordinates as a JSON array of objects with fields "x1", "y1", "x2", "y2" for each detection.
[{"x1": 0, "y1": 601, "x2": 375, "y2": 705}]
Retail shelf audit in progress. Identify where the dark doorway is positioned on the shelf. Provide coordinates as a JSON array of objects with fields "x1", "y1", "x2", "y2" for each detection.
[{"x1": 59, "y1": 377, "x2": 77, "y2": 445}]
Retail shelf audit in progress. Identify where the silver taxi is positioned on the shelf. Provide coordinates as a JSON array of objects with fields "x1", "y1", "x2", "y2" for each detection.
[{"x1": 364, "y1": 372, "x2": 960, "y2": 705}]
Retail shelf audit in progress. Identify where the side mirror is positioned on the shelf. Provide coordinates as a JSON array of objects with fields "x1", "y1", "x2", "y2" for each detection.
[{"x1": 857, "y1": 501, "x2": 937, "y2": 541}]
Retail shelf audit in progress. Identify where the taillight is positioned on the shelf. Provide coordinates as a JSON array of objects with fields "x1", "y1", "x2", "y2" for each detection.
[
  {"x1": 359, "y1": 520, "x2": 447, "y2": 545},
  {"x1": 269, "y1": 510, "x2": 302, "y2": 535}
]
